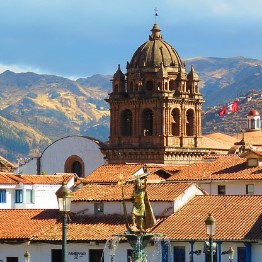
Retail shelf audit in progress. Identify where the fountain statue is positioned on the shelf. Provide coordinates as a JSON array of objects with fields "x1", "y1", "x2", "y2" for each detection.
[{"x1": 101, "y1": 173, "x2": 172, "y2": 262}]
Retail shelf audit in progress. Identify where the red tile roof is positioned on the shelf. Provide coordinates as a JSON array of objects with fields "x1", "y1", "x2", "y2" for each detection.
[
  {"x1": 1, "y1": 195, "x2": 262, "y2": 242},
  {"x1": 0, "y1": 173, "x2": 74, "y2": 185},
  {"x1": 0, "y1": 209, "x2": 59, "y2": 240},
  {"x1": 168, "y1": 155, "x2": 262, "y2": 181},
  {"x1": 33, "y1": 214, "x2": 127, "y2": 241},
  {"x1": 82, "y1": 164, "x2": 174, "y2": 183},
  {"x1": 73, "y1": 182, "x2": 196, "y2": 202},
  {"x1": 153, "y1": 195, "x2": 262, "y2": 241}
]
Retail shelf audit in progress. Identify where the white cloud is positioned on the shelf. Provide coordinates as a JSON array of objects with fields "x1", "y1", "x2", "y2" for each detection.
[{"x1": 0, "y1": 63, "x2": 43, "y2": 75}]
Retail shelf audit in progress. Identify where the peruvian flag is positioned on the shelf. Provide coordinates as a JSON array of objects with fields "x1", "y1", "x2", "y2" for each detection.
[{"x1": 218, "y1": 101, "x2": 238, "y2": 116}]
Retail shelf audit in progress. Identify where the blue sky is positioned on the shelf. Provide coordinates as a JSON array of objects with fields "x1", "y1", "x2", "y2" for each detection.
[{"x1": 0, "y1": 0, "x2": 261, "y2": 78}]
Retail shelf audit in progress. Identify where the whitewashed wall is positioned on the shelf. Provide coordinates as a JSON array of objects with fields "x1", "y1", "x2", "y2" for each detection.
[
  {"x1": 0, "y1": 241, "x2": 260, "y2": 262},
  {"x1": 18, "y1": 136, "x2": 106, "y2": 176},
  {"x1": 199, "y1": 180, "x2": 262, "y2": 195},
  {"x1": 71, "y1": 201, "x2": 173, "y2": 217}
]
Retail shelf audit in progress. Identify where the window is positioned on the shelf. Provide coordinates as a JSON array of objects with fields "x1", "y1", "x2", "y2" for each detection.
[
  {"x1": 89, "y1": 249, "x2": 104, "y2": 262},
  {"x1": 15, "y1": 189, "x2": 23, "y2": 203},
  {"x1": 186, "y1": 109, "x2": 194, "y2": 136},
  {"x1": 246, "y1": 184, "x2": 254, "y2": 195},
  {"x1": 72, "y1": 161, "x2": 83, "y2": 177},
  {"x1": 26, "y1": 189, "x2": 33, "y2": 203},
  {"x1": 121, "y1": 109, "x2": 133, "y2": 136},
  {"x1": 174, "y1": 246, "x2": 185, "y2": 262},
  {"x1": 51, "y1": 249, "x2": 62, "y2": 262},
  {"x1": 237, "y1": 247, "x2": 246, "y2": 262},
  {"x1": 247, "y1": 158, "x2": 258, "y2": 167},
  {"x1": 94, "y1": 202, "x2": 104, "y2": 215},
  {"x1": 0, "y1": 189, "x2": 6, "y2": 203},
  {"x1": 142, "y1": 109, "x2": 153, "y2": 136},
  {"x1": 146, "y1": 80, "x2": 154, "y2": 91},
  {"x1": 218, "y1": 185, "x2": 226, "y2": 195},
  {"x1": 6, "y1": 258, "x2": 18, "y2": 262},
  {"x1": 171, "y1": 109, "x2": 180, "y2": 136}
]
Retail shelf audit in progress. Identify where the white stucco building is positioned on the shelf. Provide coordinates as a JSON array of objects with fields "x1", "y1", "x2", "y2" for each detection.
[{"x1": 17, "y1": 136, "x2": 107, "y2": 177}]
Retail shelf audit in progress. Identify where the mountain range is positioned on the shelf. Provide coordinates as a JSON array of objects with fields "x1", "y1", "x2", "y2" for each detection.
[{"x1": 0, "y1": 56, "x2": 261, "y2": 162}]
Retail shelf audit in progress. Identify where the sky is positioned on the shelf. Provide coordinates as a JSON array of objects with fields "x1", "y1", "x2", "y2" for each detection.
[{"x1": 0, "y1": 0, "x2": 261, "y2": 79}]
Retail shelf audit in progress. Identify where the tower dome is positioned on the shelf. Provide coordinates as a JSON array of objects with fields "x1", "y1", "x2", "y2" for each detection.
[
  {"x1": 128, "y1": 24, "x2": 183, "y2": 72},
  {"x1": 248, "y1": 109, "x2": 260, "y2": 117},
  {"x1": 247, "y1": 109, "x2": 261, "y2": 131}
]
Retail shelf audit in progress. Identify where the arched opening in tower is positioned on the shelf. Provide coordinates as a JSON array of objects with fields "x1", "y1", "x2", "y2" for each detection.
[
  {"x1": 121, "y1": 109, "x2": 133, "y2": 136},
  {"x1": 142, "y1": 109, "x2": 153, "y2": 136},
  {"x1": 186, "y1": 109, "x2": 194, "y2": 136},
  {"x1": 171, "y1": 108, "x2": 180, "y2": 136}
]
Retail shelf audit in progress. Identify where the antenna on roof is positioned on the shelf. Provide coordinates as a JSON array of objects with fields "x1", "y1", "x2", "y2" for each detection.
[{"x1": 154, "y1": 7, "x2": 158, "y2": 24}]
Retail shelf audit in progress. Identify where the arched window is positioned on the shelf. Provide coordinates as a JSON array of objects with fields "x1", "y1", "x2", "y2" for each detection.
[
  {"x1": 130, "y1": 81, "x2": 134, "y2": 92},
  {"x1": 171, "y1": 108, "x2": 180, "y2": 136},
  {"x1": 142, "y1": 109, "x2": 153, "y2": 136},
  {"x1": 146, "y1": 80, "x2": 154, "y2": 91},
  {"x1": 64, "y1": 155, "x2": 84, "y2": 178},
  {"x1": 257, "y1": 119, "x2": 261, "y2": 129},
  {"x1": 72, "y1": 161, "x2": 82, "y2": 176},
  {"x1": 169, "y1": 80, "x2": 176, "y2": 91},
  {"x1": 251, "y1": 119, "x2": 255, "y2": 129},
  {"x1": 186, "y1": 109, "x2": 194, "y2": 136},
  {"x1": 121, "y1": 109, "x2": 133, "y2": 136}
]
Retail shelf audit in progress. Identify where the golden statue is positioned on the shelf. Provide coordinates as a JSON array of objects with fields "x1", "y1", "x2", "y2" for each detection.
[{"x1": 129, "y1": 176, "x2": 156, "y2": 233}]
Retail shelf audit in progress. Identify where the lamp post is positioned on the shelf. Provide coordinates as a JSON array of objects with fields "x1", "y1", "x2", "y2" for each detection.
[
  {"x1": 205, "y1": 213, "x2": 216, "y2": 262},
  {"x1": 56, "y1": 183, "x2": 73, "y2": 262},
  {"x1": 228, "y1": 247, "x2": 234, "y2": 262},
  {"x1": 24, "y1": 251, "x2": 30, "y2": 262}
]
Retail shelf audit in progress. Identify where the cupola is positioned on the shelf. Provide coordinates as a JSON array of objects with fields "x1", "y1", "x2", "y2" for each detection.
[{"x1": 247, "y1": 110, "x2": 261, "y2": 131}]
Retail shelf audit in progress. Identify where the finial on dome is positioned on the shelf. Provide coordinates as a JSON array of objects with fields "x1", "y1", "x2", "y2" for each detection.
[{"x1": 150, "y1": 23, "x2": 162, "y2": 40}]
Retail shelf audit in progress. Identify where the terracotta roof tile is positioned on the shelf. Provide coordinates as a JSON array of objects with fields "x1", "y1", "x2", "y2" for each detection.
[
  {"x1": 202, "y1": 133, "x2": 237, "y2": 149},
  {"x1": 168, "y1": 155, "x2": 262, "y2": 181},
  {"x1": 33, "y1": 215, "x2": 127, "y2": 241},
  {"x1": 2, "y1": 195, "x2": 262, "y2": 242},
  {"x1": 153, "y1": 195, "x2": 262, "y2": 241},
  {"x1": 0, "y1": 209, "x2": 59, "y2": 240},
  {"x1": 0, "y1": 173, "x2": 74, "y2": 185},
  {"x1": 82, "y1": 164, "x2": 174, "y2": 183},
  {"x1": 73, "y1": 183, "x2": 195, "y2": 202}
]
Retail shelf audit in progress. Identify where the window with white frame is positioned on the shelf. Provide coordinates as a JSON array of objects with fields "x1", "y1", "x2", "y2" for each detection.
[
  {"x1": 218, "y1": 185, "x2": 226, "y2": 195},
  {"x1": 26, "y1": 189, "x2": 33, "y2": 203},
  {"x1": 246, "y1": 184, "x2": 254, "y2": 195},
  {"x1": 0, "y1": 189, "x2": 6, "y2": 203},
  {"x1": 15, "y1": 189, "x2": 23, "y2": 203}
]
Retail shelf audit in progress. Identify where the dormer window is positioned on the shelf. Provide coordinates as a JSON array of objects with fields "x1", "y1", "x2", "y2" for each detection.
[{"x1": 247, "y1": 158, "x2": 258, "y2": 167}]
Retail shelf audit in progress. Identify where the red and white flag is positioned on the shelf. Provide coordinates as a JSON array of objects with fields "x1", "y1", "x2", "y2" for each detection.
[{"x1": 218, "y1": 101, "x2": 238, "y2": 116}]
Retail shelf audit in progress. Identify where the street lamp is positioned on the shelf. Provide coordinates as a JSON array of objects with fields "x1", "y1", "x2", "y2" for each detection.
[
  {"x1": 24, "y1": 251, "x2": 30, "y2": 262},
  {"x1": 56, "y1": 183, "x2": 73, "y2": 262},
  {"x1": 228, "y1": 247, "x2": 234, "y2": 262},
  {"x1": 205, "y1": 213, "x2": 216, "y2": 262}
]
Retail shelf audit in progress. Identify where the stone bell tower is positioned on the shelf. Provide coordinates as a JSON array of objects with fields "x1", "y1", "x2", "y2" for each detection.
[{"x1": 103, "y1": 24, "x2": 205, "y2": 164}]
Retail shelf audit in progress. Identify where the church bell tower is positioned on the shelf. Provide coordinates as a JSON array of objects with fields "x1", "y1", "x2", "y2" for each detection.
[{"x1": 103, "y1": 24, "x2": 205, "y2": 164}]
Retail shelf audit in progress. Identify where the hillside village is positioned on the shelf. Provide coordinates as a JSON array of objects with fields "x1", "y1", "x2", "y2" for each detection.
[
  {"x1": 203, "y1": 90, "x2": 262, "y2": 135},
  {"x1": 0, "y1": 22, "x2": 262, "y2": 262}
]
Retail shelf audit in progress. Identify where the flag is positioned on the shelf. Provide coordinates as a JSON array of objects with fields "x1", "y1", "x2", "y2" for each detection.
[
  {"x1": 218, "y1": 107, "x2": 227, "y2": 116},
  {"x1": 218, "y1": 101, "x2": 238, "y2": 116},
  {"x1": 227, "y1": 101, "x2": 238, "y2": 114}
]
